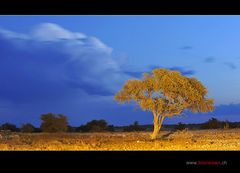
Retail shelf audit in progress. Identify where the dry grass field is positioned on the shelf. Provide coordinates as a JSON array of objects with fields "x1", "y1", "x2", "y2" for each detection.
[{"x1": 1, "y1": 129, "x2": 240, "y2": 150}]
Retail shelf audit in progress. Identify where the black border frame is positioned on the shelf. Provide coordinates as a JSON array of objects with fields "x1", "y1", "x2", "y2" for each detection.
[
  {"x1": 0, "y1": 0, "x2": 240, "y2": 172},
  {"x1": 0, "y1": 0, "x2": 240, "y2": 14},
  {"x1": 0, "y1": 151, "x2": 237, "y2": 171}
]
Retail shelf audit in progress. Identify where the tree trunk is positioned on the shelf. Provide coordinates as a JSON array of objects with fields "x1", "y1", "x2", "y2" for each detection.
[
  {"x1": 150, "y1": 123, "x2": 159, "y2": 140},
  {"x1": 150, "y1": 115, "x2": 165, "y2": 140}
]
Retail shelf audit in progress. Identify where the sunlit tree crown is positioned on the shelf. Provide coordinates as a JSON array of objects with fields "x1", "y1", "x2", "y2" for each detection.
[{"x1": 115, "y1": 68, "x2": 214, "y2": 117}]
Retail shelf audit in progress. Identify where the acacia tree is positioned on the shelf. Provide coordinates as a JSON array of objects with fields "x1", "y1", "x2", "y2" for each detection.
[{"x1": 115, "y1": 68, "x2": 214, "y2": 140}]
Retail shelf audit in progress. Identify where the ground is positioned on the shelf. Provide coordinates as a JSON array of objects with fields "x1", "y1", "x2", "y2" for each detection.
[{"x1": 1, "y1": 129, "x2": 240, "y2": 150}]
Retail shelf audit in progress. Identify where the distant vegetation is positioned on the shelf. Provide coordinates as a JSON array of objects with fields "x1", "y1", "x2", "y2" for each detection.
[
  {"x1": 175, "y1": 122, "x2": 187, "y2": 131},
  {"x1": 201, "y1": 118, "x2": 232, "y2": 129},
  {"x1": 0, "y1": 123, "x2": 19, "y2": 132},
  {"x1": 123, "y1": 121, "x2": 146, "y2": 132},
  {"x1": 40, "y1": 113, "x2": 68, "y2": 133},
  {"x1": 201, "y1": 118, "x2": 222, "y2": 129},
  {"x1": 21, "y1": 123, "x2": 36, "y2": 133},
  {"x1": 77, "y1": 119, "x2": 114, "y2": 132},
  {"x1": 1, "y1": 116, "x2": 240, "y2": 133}
]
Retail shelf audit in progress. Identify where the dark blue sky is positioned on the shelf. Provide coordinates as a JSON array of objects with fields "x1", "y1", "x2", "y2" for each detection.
[{"x1": 0, "y1": 16, "x2": 240, "y2": 127}]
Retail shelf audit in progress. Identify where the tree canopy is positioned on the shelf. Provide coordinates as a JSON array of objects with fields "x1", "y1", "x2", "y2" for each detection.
[
  {"x1": 115, "y1": 68, "x2": 214, "y2": 139},
  {"x1": 115, "y1": 68, "x2": 214, "y2": 117}
]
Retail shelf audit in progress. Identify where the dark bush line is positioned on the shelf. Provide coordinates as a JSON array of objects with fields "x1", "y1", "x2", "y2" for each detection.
[
  {"x1": 1, "y1": 115, "x2": 240, "y2": 133},
  {"x1": 174, "y1": 117, "x2": 239, "y2": 131},
  {"x1": 200, "y1": 118, "x2": 231, "y2": 129},
  {"x1": 175, "y1": 122, "x2": 187, "y2": 131},
  {"x1": 0, "y1": 113, "x2": 117, "y2": 133},
  {"x1": 123, "y1": 121, "x2": 146, "y2": 132}
]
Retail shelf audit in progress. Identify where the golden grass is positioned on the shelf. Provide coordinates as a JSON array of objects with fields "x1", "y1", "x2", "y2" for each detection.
[{"x1": 1, "y1": 129, "x2": 240, "y2": 150}]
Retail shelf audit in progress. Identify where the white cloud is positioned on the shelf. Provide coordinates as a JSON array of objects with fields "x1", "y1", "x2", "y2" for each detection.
[
  {"x1": 31, "y1": 23, "x2": 86, "y2": 41},
  {"x1": 0, "y1": 23, "x2": 112, "y2": 55},
  {"x1": 31, "y1": 23, "x2": 112, "y2": 55},
  {"x1": 0, "y1": 28, "x2": 30, "y2": 40},
  {"x1": 87, "y1": 36, "x2": 113, "y2": 54}
]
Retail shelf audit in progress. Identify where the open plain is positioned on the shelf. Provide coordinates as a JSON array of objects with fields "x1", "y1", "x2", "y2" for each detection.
[{"x1": 1, "y1": 129, "x2": 240, "y2": 150}]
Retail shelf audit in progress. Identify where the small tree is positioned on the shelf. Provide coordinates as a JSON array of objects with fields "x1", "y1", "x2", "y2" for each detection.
[
  {"x1": 201, "y1": 118, "x2": 222, "y2": 129},
  {"x1": 0, "y1": 123, "x2": 18, "y2": 132},
  {"x1": 21, "y1": 123, "x2": 35, "y2": 133},
  {"x1": 78, "y1": 119, "x2": 109, "y2": 132},
  {"x1": 115, "y1": 68, "x2": 214, "y2": 140},
  {"x1": 40, "y1": 113, "x2": 68, "y2": 132}
]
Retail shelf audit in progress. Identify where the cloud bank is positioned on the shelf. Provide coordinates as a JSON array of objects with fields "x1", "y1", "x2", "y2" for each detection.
[{"x1": 0, "y1": 23, "x2": 133, "y2": 104}]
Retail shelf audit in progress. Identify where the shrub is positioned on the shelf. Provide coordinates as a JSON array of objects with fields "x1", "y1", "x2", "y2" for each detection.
[
  {"x1": 78, "y1": 119, "x2": 109, "y2": 132},
  {"x1": 21, "y1": 123, "x2": 35, "y2": 133},
  {"x1": 201, "y1": 118, "x2": 223, "y2": 129},
  {"x1": 123, "y1": 121, "x2": 146, "y2": 132},
  {"x1": 40, "y1": 113, "x2": 68, "y2": 132},
  {"x1": 176, "y1": 122, "x2": 186, "y2": 131},
  {"x1": 0, "y1": 123, "x2": 19, "y2": 132}
]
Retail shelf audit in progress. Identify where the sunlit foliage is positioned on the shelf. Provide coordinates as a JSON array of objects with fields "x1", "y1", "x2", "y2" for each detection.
[{"x1": 115, "y1": 68, "x2": 214, "y2": 139}]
